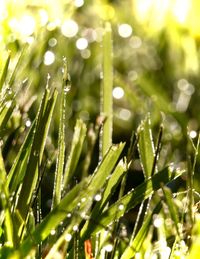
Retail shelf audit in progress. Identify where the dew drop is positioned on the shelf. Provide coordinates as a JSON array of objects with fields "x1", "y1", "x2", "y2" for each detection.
[
  {"x1": 73, "y1": 225, "x2": 79, "y2": 231},
  {"x1": 65, "y1": 233, "x2": 72, "y2": 242},
  {"x1": 33, "y1": 150, "x2": 39, "y2": 157},
  {"x1": 5, "y1": 101, "x2": 12, "y2": 108},
  {"x1": 94, "y1": 193, "x2": 102, "y2": 201},
  {"x1": 25, "y1": 119, "x2": 31, "y2": 127},
  {"x1": 104, "y1": 244, "x2": 113, "y2": 252},
  {"x1": 81, "y1": 197, "x2": 86, "y2": 203},
  {"x1": 118, "y1": 204, "x2": 124, "y2": 211},
  {"x1": 64, "y1": 85, "x2": 71, "y2": 93},
  {"x1": 50, "y1": 229, "x2": 56, "y2": 235}
]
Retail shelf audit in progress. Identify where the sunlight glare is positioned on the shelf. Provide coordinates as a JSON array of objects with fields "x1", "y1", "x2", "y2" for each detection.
[
  {"x1": 19, "y1": 15, "x2": 36, "y2": 36},
  {"x1": 39, "y1": 9, "x2": 49, "y2": 26},
  {"x1": 172, "y1": 0, "x2": 190, "y2": 24}
]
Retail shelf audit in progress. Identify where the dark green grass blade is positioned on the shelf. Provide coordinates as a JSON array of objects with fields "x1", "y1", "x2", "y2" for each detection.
[
  {"x1": 0, "y1": 95, "x2": 16, "y2": 138},
  {"x1": 0, "y1": 148, "x2": 16, "y2": 247},
  {"x1": 51, "y1": 62, "x2": 69, "y2": 209},
  {"x1": 81, "y1": 166, "x2": 184, "y2": 239},
  {"x1": 8, "y1": 44, "x2": 28, "y2": 87},
  {"x1": 0, "y1": 53, "x2": 10, "y2": 90},
  {"x1": 6, "y1": 122, "x2": 35, "y2": 193},
  {"x1": 81, "y1": 159, "x2": 128, "y2": 240},
  {"x1": 137, "y1": 114, "x2": 155, "y2": 179},
  {"x1": 14, "y1": 86, "x2": 58, "y2": 238},
  {"x1": 63, "y1": 119, "x2": 87, "y2": 188},
  {"x1": 121, "y1": 202, "x2": 162, "y2": 259},
  {"x1": 161, "y1": 185, "x2": 180, "y2": 237}
]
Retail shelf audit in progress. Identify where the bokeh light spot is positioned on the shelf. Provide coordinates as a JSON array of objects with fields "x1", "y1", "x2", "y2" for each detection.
[
  {"x1": 39, "y1": 9, "x2": 48, "y2": 26},
  {"x1": 113, "y1": 87, "x2": 124, "y2": 99},
  {"x1": 61, "y1": 20, "x2": 78, "y2": 38},
  {"x1": 118, "y1": 24, "x2": 132, "y2": 38},
  {"x1": 74, "y1": 0, "x2": 84, "y2": 7},
  {"x1": 81, "y1": 49, "x2": 91, "y2": 59},
  {"x1": 48, "y1": 38, "x2": 57, "y2": 47},
  {"x1": 76, "y1": 38, "x2": 88, "y2": 50},
  {"x1": 119, "y1": 108, "x2": 131, "y2": 121},
  {"x1": 129, "y1": 36, "x2": 142, "y2": 48},
  {"x1": 44, "y1": 51, "x2": 55, "y2": 66},
  {"x1": 18, "y1": 15, "x2": 36, "y2": 36}
]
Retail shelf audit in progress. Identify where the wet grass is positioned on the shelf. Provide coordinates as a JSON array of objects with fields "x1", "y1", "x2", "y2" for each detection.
[{"x1": 0, "y1": 23, "x2": 200, "y2": 259}]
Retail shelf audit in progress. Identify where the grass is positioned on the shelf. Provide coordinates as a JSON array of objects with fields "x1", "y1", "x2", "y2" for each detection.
[{"x1": 0, "y1": 21, "x2": 200, "y2": 259}]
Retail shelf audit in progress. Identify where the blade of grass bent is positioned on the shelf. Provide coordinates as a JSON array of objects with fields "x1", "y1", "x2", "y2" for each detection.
[
  {"x1": 82, "y1": 166, "x2": 184, "y2": 239},
  {"x1": 14, "y1": 86, "x2": 58, "y2": 238}
]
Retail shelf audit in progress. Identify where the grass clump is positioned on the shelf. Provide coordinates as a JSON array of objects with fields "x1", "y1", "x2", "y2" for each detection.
[{"x1": 0, "y1": 18, "x2": 200, "y2": 259}]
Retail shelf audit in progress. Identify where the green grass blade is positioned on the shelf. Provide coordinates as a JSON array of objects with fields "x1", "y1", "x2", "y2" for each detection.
[
  {"x1": 51, "y1": 63, "x2": 68, "y2": 209},
  {"x1": 137, "y1": 114, "x2": 155, "y2": 178},
  {"x1": 0, "y1": 99, "x2": 15, "y2": 138},
  {"x1": 8, "y1": 44, "x2": 28, "y2": 87},
  {"x1": 0, "y1": 148, "x2": 16, "y2": 247},
  {"x1": 161, "y1": 185, "x2": 181, "y2": 238},
  {"x1": 121, "y1": 202, "x2": 162, "y2": 259},
  {"x1": 18, "y1": 143, "x2": 124, "y2": 257},
  {"x1": 63, "y1": 119, "x2": 87, "y2": 188},
  {"x1": 81, "y1": 158, "x2": 127, "y2": 240},
  {"x1": 0, "y1": 53, "x2": 10, "y2": 90},
  {"x1": 14, "y1": 86, "x2": 58, "y2": 237},
  {"x1": 187, "y1": 132, "x2": 200, "y2": 230},
  {"x1": 82, "y1": 166, "x2": 184, "y2": 238},
  {"x1": 6, "y1": 122, "x2": 35, "y2": 193},
  {"x1": 101, "y1": 22, "x2": 113, "y2": 157},
  {"x1": 18, "y1": 177, "x2": 89, "y2": 257}
]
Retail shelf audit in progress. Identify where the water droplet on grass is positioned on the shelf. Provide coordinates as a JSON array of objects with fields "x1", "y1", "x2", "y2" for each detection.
[
  {"x1": 64, "y1": 85, "x2": 71, "y2": 93},
  {"x1": 25, "y1": 119, "x2": 31, "y2": 127},
  {"x1": 81, "y1": 197, "x2": 86, "y2": 203},
  {"x1": 118, "y1": 204, "x2": 124, "y2": 211},
  {"x1": 73, "y1": 225, "x2": 79, "y2": 231},
  {"x1": 94, "y1": 193, "x2": 102, "y2": 201},
  {"x1": 103, "y1": 244, "x2": 113, "y2": 252},
  {"x1": 65, "y1": 233, "x2": 72, "y2": 241},
  {"x1": 5, "y1": 101, "x2": 12, "y2": 108},
  {"x1": 50, "y1": 229, "x2": 56, "y2": 235}
]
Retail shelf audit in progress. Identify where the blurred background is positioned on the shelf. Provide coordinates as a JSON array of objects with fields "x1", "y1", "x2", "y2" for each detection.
[{"x1": 1, "y1": 0, "x2": 200, "y2": 210}]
